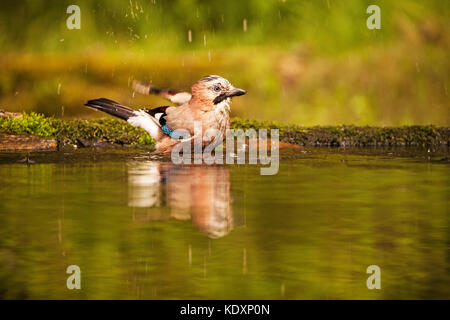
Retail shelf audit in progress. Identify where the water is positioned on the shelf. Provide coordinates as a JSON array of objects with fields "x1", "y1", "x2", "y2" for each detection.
[{"x1": 0, "y1": 148, "x2": 448, "y2": 299}]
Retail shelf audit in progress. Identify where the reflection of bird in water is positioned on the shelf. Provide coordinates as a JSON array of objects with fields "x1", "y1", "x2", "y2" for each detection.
[
  {"x1": 127, "y1": 161, "x2": 234, "y2": 239},
  {"x1": 85, "y1": 75, "x2": 246, "y2": 153}
]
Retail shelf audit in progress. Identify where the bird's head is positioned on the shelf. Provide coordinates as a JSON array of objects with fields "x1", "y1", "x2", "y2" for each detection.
[{"x1": 191, "y1": 75, "x2": 246, "y2": 108}]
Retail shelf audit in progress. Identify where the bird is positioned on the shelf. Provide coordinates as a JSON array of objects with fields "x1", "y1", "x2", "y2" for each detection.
[{"x1": 85, "y1": 75, "x2": 246, "y2": 153}]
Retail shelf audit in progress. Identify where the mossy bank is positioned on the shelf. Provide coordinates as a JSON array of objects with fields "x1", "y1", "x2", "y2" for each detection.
[{"x1": 0, "y1": 113, "x2": 449, "y2": 151}]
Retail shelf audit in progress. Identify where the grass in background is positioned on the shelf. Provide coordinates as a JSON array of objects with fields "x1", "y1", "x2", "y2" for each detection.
[{"x1": 0, "y1": 0, "x2": 448, "y2": 126}]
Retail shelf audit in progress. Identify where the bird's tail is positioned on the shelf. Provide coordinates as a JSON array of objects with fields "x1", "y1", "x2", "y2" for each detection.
[
  {"x1": 84, "y1": 98, "x2": 135, "y2": 120},
  {"x1": 85, "y1": 98, "x2": 165, "y2": 142}
]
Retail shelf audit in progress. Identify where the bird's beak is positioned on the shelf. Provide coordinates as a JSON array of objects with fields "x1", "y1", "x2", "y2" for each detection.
[{"x1": 227, "y1": 88, "x2": 246, "y2": 98}]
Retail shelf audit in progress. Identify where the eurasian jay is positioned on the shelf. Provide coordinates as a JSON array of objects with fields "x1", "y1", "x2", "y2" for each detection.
[{"x1": 85, "y1": 75, "x2": 246, "y2": 153}]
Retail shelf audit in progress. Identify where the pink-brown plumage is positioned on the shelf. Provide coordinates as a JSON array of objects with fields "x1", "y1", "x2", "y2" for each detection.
[{"x1": 85, "y1": 75, "x2": 246, "y2": 153}]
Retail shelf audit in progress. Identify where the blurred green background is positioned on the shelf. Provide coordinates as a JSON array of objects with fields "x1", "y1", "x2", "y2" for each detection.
[{"x1": 0, "y1": 0, "x2": 449, "y2": 125}]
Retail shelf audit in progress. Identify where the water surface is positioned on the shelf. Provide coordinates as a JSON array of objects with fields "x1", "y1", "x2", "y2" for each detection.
[{"x1": 0, "y1": 148, "x2": 448, "y2": 299}]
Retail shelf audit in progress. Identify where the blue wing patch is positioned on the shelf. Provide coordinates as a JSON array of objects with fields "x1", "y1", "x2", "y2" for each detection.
[{"x1": 161, "y1": 125, "x2": 190, "y2": 140}]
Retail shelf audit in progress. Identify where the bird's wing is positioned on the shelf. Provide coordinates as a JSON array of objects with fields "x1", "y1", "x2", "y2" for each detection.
[
  {"x1": 143, "y1": 105, "x2": 198, "y2": 140},
  {"x1": 164, "y1": 104, "x2": 197, "y2": 135},
  {"x1": 144, "y1": 105, "x2": 192, "y2": 131},
  {"x1": 144, "y1": 106, "x2": 171, "y2": 126},
  {"x1": 132, "y1": 80, "x2": 192, "y2": 105}
]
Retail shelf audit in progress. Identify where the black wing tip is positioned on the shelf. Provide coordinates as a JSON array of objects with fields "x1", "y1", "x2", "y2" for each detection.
[
  {"x1": 83, "y1": 98, "x2": 135, "y2": 120},
  {"x1": 149, "y1": 86, "x2": 163, "y2": 94},
  {"x1": 85, "y1": 98, "x2": 121, "y2": 108},
  {"x1": 86, "y1": 98, "x2": 115, "y2": 104}
]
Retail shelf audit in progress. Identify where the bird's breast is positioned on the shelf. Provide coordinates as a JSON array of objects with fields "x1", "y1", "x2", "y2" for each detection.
[
  {"x1": 213, "y1": 101, "x2": 230, "y2": 132},
  {"x1": 200, "y1": 101, "x2": 230, "y2": 146}
]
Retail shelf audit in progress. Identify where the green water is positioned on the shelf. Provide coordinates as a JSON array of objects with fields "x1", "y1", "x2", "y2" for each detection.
[{"x1": 0, "y1": 148, "x2": 448, "y2": 299}]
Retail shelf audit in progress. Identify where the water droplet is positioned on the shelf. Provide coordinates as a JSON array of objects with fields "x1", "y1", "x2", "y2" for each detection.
[
  {"x1": 188, "y1": 30, "x2": 192, "y2": 43},
  {"x1": 243, "y1": 19, "x2": 247, "y2": 32},
  {"x1": 242, "y1": 248, "x2": 247, "y2": 275},
  {"x1": 203, "y1": 255, "x2": 207, "y2": 278},
  {"x1": 57, "y1": 83, "x2": 61, "y2": 95},
  {"x1": 188, "y1": 245, "x2": 192, "y2": 266}
]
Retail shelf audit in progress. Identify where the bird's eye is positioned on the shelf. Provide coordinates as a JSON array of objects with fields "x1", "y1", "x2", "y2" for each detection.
[{"x1": 214, "y1": 86, "x2": 221, "y2": 92}]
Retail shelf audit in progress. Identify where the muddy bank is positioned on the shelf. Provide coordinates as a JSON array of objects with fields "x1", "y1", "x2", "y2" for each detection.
[
  {"x1": 0, "y1": 133, "x2": 57, "y2": 151},
  {"x1": 0, "y1": 113, "x2": 448, "y2": 151}
]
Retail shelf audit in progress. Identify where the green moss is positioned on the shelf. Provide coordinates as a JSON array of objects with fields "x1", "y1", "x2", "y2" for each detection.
[
  {"x1": 56, "y1": 118, "x2": 155, "y2": 148},
  {"x1": 0, "y1": 113, "x2": 155, "y2": 150},
  {"x1": 0, "y1": 112, "x2": 58, "y2": 138},
  {"x1": 0, "y1": 113, "x2": 448, "y2": 150},
  {"x1": 230, "y1": 119, "x2": 449, "y2": 147}
]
